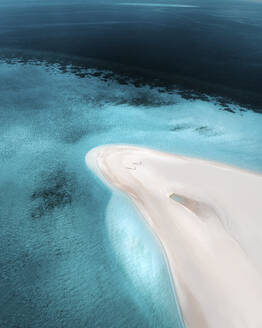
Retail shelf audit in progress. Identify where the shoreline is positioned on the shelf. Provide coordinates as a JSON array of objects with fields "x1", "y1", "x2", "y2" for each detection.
[
  {"x1": 86, "y1": 145, "x2": 186, "y2": 326},
  {"x1": 86, "y1": 145, "x2": 262, "y2": 328}
]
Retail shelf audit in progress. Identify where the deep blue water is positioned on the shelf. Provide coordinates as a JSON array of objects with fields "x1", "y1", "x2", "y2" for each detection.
[
  {"x1": 0, "y1": 1, "x2": 262, "y2": 328},
  {"x1": 0, "y1": 0, "x2": 262, "y2": 109}
]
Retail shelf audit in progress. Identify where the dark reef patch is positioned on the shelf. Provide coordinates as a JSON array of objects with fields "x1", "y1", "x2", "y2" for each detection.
[
  {"x1": 170, "y1": 124, "x2": 191, "y2": 132},
  {"x1": 62, "y1": 127, "x2": 89, "y2": 144},
  {"x1": 31, "y1": 167, "x2": 76, "y2": 218},
  {"x1": 195, "y1": 126, "x2": 219, "y2": 137}
]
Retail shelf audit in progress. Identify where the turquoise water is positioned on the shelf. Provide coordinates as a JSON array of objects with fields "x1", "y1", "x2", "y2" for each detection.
[
  {"x1": 0, "y1": 59, "x2": 262, "y2": 328},
  {"x1": 106, "y1": 192, "x2": 184, "y2": 327}
]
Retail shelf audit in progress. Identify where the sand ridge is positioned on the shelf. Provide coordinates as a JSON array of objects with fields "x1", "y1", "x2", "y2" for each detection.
[{"x1": 86, "y1": 145, "x2": 262, "y2": 328}]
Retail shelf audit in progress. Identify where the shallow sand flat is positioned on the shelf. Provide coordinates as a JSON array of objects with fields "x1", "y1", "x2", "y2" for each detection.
[{"x1": 86, "y1": 145, "x2": 262, "y2": 328}]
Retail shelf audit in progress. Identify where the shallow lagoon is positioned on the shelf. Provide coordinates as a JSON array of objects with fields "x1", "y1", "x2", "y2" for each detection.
[{"x1": 0, "y1": 58, "x2": 262, "y2": 328}]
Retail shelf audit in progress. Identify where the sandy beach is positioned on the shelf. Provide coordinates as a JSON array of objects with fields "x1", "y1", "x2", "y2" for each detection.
[{"x1": 86, "y1": 145, "x2": 262, "y2": 328}]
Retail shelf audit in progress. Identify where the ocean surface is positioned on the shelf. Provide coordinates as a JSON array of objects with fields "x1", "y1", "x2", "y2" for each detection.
[
  {"x1": 1, "y1": 0, "x2": 262, "y2": 110},
  {"x1": 0, "y1": 1, "x2": 262, "y2": 328}
]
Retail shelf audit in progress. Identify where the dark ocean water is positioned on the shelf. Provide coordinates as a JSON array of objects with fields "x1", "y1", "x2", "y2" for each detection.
[
  {"x1": 0, "y1": 1, "x2": 262, "y2": 328},
  {"x1": 0, "y1": 0, "x2": 262, "y2": 110}
]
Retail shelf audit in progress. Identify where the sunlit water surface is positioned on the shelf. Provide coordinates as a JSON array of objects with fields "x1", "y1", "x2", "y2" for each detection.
[{"x1": 0, "y1": 59, "x2": 262, "y2": 328}]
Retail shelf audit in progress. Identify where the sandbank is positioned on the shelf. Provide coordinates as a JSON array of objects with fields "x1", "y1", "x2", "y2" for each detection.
[{"x1": 85, "y1": 145, "x2": 262, "y2": 328}]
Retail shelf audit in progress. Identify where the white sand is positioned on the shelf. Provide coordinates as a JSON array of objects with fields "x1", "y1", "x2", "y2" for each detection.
[{"x1": 85, "y1": 145, "x2": 262, "y2": 328}]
